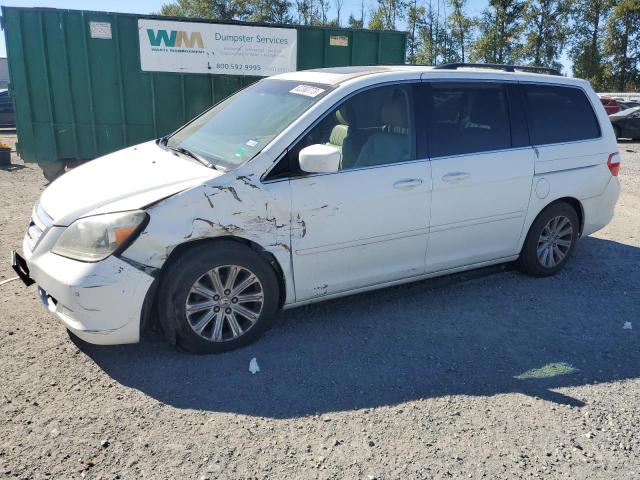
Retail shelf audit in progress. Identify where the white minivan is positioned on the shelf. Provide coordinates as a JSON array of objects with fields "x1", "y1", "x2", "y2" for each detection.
[{"x1": 12, "y1": 64, "x2": 621, "y2": 353}]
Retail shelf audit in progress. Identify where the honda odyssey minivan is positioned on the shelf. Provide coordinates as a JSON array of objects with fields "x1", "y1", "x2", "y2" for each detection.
[{"x1": 12, "y1": 64, "x2": 621, "y2": 353}]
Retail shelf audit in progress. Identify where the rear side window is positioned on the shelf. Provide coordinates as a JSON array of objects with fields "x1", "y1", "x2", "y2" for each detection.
[
  {"x1": 523, "y1": 84, "x2": 600, "y2": 145},
  {"x1": 428, "y1": 83, "x2": 511, "y2": 157}
]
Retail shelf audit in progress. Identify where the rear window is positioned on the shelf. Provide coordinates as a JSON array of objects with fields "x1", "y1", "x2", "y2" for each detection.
[{"x1": 524, "y1": 85, "x2": 600, "y2": 145}]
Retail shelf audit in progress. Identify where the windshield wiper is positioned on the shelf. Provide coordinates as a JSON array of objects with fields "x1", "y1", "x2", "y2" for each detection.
[
  {"x1": 158, "y1": 136, "x2": 224, "y2": 171},
  {"x1": 176, "y1": 147, "x2": 216, "y2": 169},
  {"x1": 168, "y1": 145, "x2": 217, "y2": 170}
]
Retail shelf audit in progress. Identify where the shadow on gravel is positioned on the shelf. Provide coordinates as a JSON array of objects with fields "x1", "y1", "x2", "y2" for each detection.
[
  {"x1": 0, "y1": 163, "x2": 25, "y2": 173},
  {"x1": 78, "y1": 237, "x2": 640, "y2": 418}
]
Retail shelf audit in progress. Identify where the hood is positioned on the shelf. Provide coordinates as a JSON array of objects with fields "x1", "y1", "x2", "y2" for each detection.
[{"x1": 40, "y1": 141, "x2": 222, "y2": 225}]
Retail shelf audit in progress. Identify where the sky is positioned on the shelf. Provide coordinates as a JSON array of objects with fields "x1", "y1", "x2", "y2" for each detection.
[{"x1": 0, "y1": 0, "x2": 569, "y2": 71}]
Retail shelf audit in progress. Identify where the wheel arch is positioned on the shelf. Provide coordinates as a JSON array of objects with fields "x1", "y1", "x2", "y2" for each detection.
[
  {"x1": 528, "y1": 196, "x2": 584, "y2": 236},
  {"x1": 165, "y1": 236, "x2": 287, "y2": 307},
  {"x1": 139, "y1": 236, "x2": 288, "y2": 339},
  {"x1": 518, "y1": 196, "x2": 585, "y2": 255},
  {"x1": 517, "y1": 196, "x2": 583, "y2": 277},
  {"x1": 547, "y1": 197, "x2": 584, "y2": 236}
]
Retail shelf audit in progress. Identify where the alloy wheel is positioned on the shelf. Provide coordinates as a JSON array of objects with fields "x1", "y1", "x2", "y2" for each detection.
[
  {"x1": 537, "y1": 215, "x2": 573, "y2": 268},
  {"x1": 185, "y1": 265, "x2": 264, "y2": 342}
]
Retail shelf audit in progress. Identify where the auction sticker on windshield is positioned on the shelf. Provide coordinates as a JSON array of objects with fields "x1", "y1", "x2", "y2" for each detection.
[
  {"x1": 289, "y1": 85, "x2": 325, "y2": 97},
  {"x1": 139, "y1": 19, "x2": 297, "y2": 76}
]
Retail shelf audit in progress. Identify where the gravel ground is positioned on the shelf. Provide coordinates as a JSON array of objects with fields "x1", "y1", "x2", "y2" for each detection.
[{"x1": 0, "y1": 134, "x2": 639, "y2": 480}]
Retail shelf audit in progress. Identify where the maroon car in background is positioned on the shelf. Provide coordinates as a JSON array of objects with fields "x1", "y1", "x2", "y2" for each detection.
[{"x1": 600, "y1": 97, "x2": 624, "y2": 115}]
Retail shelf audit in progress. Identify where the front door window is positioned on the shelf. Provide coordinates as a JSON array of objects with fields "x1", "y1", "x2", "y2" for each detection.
[{"x1": 293, "y1": 84, "x2": 416, "y2": 172}]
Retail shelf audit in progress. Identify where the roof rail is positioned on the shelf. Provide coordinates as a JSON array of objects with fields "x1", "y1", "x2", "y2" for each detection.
[{"x1": 433, "y1": 63, "x2": 562, "y2": 76}]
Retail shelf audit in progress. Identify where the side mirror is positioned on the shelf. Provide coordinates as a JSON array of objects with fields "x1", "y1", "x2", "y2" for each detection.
[{"x1": 299, "y1": 144, "x2": 340, "y2": 174}]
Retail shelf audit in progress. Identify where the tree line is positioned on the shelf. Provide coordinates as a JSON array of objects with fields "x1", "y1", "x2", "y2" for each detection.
[{"x1": 159, "y1": 0, "x2": 640, "y2": 91}]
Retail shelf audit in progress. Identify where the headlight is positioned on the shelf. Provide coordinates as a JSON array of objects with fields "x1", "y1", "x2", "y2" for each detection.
[{"x1": 52, "y1": 211, "x2": 148, "y2": 262}]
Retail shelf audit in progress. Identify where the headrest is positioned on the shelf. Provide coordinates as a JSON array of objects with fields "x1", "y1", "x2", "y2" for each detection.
[
  {"x1": 335, "y1": 104, "x2": 354, "y2": 127},
  {"x1": 381, "y1": 90, "x2": 408, "y2": 128}
]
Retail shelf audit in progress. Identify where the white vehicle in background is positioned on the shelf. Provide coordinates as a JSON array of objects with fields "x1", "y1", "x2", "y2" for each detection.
[{"x1": 12, "y1": 63, "x2": 621, "y2": 354}]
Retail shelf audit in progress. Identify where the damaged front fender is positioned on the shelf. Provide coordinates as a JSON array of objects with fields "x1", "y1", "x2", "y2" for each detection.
[{"x1": 121, "y1": 172, "x2": 296, "y2": 304}]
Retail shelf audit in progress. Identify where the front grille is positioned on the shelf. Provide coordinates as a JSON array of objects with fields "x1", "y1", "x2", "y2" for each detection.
[{"x1": 25, "y1": 202, "x2": 53, "y2": 252}]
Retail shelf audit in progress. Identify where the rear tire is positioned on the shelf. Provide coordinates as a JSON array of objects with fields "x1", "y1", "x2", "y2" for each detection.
[
  {"x1": 518, "y1": 202, "x2": 579, "y2": 277},
  {"x1": 157, "y1": 241, "x2": 280, "y2": 354}
]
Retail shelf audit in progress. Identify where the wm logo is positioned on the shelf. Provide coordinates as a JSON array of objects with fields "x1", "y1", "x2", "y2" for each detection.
[{"x1": 147, "y1": 29, "x2": 204, "y2": 48}]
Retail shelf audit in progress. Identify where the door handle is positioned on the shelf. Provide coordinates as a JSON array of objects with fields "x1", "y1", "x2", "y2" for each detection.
[
  {"x1": 393, "y1": 178, "x2": 423, "y2": 190},
  {"x1": 442, "y1": 172, "x2": 471, "y2": 183}
]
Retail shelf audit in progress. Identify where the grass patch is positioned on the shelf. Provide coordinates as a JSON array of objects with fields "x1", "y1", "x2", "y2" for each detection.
[{"x1": 515, "y1": 362, "x2": 578, "y2": 380}]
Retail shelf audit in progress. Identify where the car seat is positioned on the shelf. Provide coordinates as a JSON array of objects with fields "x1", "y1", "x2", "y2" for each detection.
[
  {"x1": 326, "y1": 104, "x2": 360, "y2": 169},
  {"x1": 353, "y1": 90, "x2": 410, "y2": 168}
]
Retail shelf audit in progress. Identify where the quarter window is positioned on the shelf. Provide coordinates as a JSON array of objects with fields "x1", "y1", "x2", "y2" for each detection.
[
  {"x1": 523, "y1": 84, "x2": 600, "y2": 145},
  {"x1": 428, "y1": 83, "x2": 512, "y2": 157},
  {"x1": 292, "y1": 84, "x2": 416, "y2": 171}
]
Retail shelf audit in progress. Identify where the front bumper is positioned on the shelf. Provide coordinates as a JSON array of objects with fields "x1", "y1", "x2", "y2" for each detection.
[{"x1": 21, "y1": 227, "x2": 155, "y2": 345}]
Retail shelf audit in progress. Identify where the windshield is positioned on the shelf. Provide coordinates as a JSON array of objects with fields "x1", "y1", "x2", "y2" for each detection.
[{"x1": 166, "y1": 79, "x2": 332, "y2": 170}]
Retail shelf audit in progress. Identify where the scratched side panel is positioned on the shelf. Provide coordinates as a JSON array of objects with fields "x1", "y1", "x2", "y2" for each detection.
[{"x1": 122, "y1": 173, "x2": 295, "y2": 304}]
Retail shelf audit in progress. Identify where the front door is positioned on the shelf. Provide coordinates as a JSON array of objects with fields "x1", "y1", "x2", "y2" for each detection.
[{"x1": 288, "y1": 83, "x2": 432, "y2": 301}]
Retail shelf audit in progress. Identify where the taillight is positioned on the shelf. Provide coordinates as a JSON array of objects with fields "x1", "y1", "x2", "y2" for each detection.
[{"x1": 607, "y1": 152, "x2": 621, "y2": 176}]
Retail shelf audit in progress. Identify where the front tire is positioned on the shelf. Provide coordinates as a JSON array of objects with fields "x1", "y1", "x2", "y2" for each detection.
[
  {"x1": 157, "y1": 241, "x2": 280, "y2": 354},
  {"x1": 519, "y1": 202, "x2": 579, "y2": 277}
]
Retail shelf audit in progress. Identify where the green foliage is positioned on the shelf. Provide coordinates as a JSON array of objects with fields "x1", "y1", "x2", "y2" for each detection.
[
  {"x1": 294, "y1": 0, "x2": 320, "y2": 25},
  {"x1": 156, "y1": 0, "x2": 640, "y2": 92},
  {"x1": 347, "y1": 13, "x2": 364, "y2": 28},
  {"x1": 249, "y1": 0, "x2": 294, "y2": 22},
  {"x1": 406, "y1": 0, "x2": 426, "y2": 62},
  {"x1": 470, "y1": 0, "x2": 525, "y2": 64},
  {"x1": 158, "y1": 0, "x2": 244, "y2": 19},
  {"x1": 405, "y1": 0, "x2": 475, "y2": 65},
  {"x1": 367, "y1": 7, "x2": 385, "y2": 29},
  {"x1": 521, "y1": 0, "x2": 572, "y2": 69},
  {"x1": 569, "y1": 0, "x2": 611, "y2": 89},
  {"x1": 447, "y1": 0, "x2": 475, "y2": 62},
  {"x1": 368, "y1": 0, "x2": 408, "y2": 30},
  {"x1": 158, "y1": 0, "x2": 292, "y2": 22},
  {"x1": 602, "y1": 0, "x2": 640, "y2": 91}
]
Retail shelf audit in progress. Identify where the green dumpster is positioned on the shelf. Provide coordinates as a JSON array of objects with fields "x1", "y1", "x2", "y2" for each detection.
[{"x1": 1, "y1": 6, "x2": 407, "y2": 164}]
